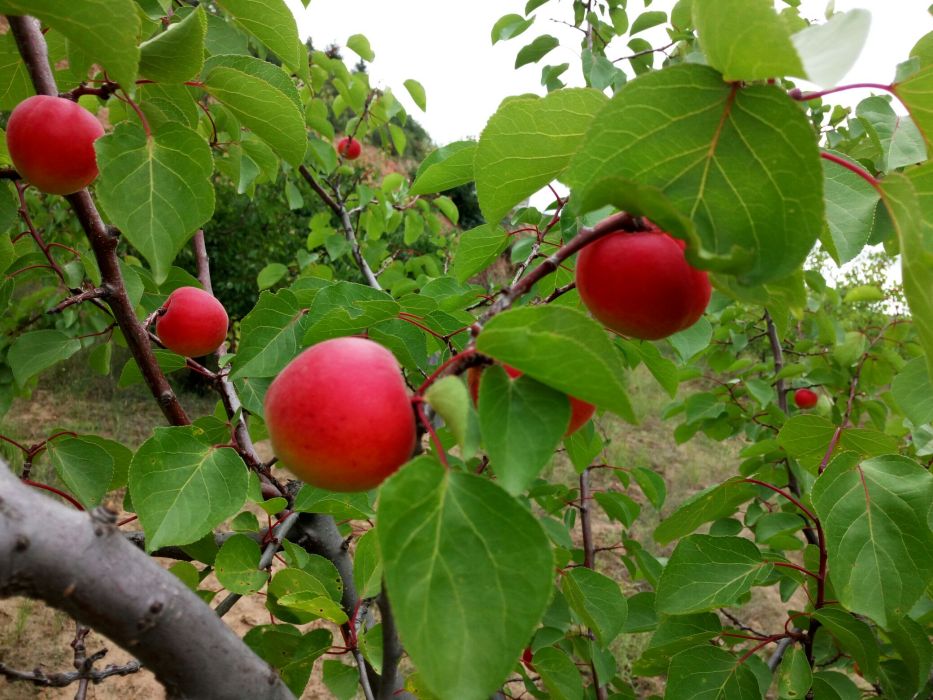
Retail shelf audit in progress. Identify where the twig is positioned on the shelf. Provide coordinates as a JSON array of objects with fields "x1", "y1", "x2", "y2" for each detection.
[{"x1": 0, "y1": 659, "x2": 142, "y2": 689}]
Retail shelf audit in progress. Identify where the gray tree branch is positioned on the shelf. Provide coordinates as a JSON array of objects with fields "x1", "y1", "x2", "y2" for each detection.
[{"x1": 0, "y1": 463, "x2": 295, "y2": 700}]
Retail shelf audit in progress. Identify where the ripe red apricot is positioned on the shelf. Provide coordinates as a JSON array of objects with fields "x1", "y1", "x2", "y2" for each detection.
[
  {"x1": 264, "y1": 337, "x2": 417, "y2": 492},
  {"x1": 793, "y1": 388, "x2": 818, "y2": 409},
  {"x1": 336, "y1": 136, "x2": 362, "y2": 160},
  {"x1": 156, "y1": 286, "x2": 229, "y2": 357},
  {"x1": 575, "y1": 229, "x2": 711, "y2": 340},
  {"x1": 467, "y1": 364, "x2": 596, "y2": 436},
  {"x1": 6, "y1": 95, "x2": 105, "y2": 195}
]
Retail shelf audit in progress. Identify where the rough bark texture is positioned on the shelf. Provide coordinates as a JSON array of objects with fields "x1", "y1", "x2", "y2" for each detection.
[{"x1": 0, "y1": 464, "x2": 295, "y2": 700}]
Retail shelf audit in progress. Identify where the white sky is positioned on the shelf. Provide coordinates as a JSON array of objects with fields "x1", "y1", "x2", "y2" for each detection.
[{"x1": 285, "y1": 0, "x2": 932, "y2": 146}]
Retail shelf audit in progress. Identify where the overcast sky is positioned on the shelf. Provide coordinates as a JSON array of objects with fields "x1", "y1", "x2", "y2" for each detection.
[{"x1": 284, "y1": 0, "x2": 931, "y2": 146}]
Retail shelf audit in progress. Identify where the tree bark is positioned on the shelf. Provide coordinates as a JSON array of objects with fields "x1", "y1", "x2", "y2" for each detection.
[{"x1": 0, "y1": 463, "x2": 295, "y2": 700}]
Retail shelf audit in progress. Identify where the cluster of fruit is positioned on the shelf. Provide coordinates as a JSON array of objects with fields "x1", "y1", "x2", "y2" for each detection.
[{"x1": 7, "y1": 95, "x2": 816, "y2": 494}]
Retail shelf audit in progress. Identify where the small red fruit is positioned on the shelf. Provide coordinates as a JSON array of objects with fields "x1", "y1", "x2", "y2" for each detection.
[
  {"x1": 575, "y1": 229, "x2": 711, "y2": 340},
  {"x1": 793, "y1": 388, "x2": 818, "y2": 409},
  {"x1": 467, "y1": 364, "x2": 596, "y2": 436},
  {"x1": 6, "y1": 95, "x2": 105, "y2": 195},
  {"x1": 264, "y1": 337, "x2": 417, "y2": 492},
  {"x1": 336, "y1": 136, "x2": 362, "y2": 160},
  {"x1": 156, "y1": 286, "x2": 229, "y2": 357}
]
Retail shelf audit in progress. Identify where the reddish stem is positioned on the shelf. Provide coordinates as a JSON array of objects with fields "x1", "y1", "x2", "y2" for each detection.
[
  {"x1": 772, "y1": 561, "x2": 822, "y2": 580},
  {"x1": 0, "y1": 434, "x2": 29, "y2": 454},
  {"x1": 743, "y1": 478, "x2": 818, "y2": 523},
  {"x1": 790, "y1": 83, "x2": 893, "y2": 101},
  {"x1": 416, "y1": 348, "x2": 477, "y2": 395},
  {"x1": 413, "y1": 398, "x2": 449, "y2": 469},
  {"x1": 820, "y1": 151, "x2": 880, "y2": 190},
  {"x1": 22, "y1": 479, "x2": 84, "y2": 510},
  {"x1": 117, "y1": 515, "x2": 138, "y2": 527}
]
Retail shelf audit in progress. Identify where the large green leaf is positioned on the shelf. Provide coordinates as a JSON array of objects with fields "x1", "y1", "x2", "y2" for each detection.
[
  {"x1": 244, "y1": 625, "x2": 331, "y2": 698},
  {"x1": 231, "y1": 289, "x2": 311, "y2": 379},
  {"x1": 568, "y1": 64, "x2": 824, "y2": 283},
  {"x1": 811, "y1": 608, "x2": 880, "y2": 681},
  {"x1": 820, "y1": 150, "x2": 880, "y2": 264},
  {"x1": 202, "y1": 55, "x2": 306, "y2": 166},
  {"x1": 533, "y1": 646, "x2": 583, "y2": 700},
  {"x1": 475, "y1": 88, "x2": 608, "y2": 223},
  {"x1": 790, "y1": 9, "x2": 870, "y2": 89},
  {"x1": 891, "y1": 356, "x2": 933, "y2": 425},
  {"x1": 893, "y1": 66, "x2": 933, "y2": 151},
  {"x1": 7, "y1": 330, "x2": 81, "y2": 386},
  {"x1": 0, "y1": 33, "x2": 33, "y2": 109},
  {"x1": 812, "y1": 454, "x2": 933, "y2": 627},
  {"x1": 634, "y1": 612, "x2": 721, "y2": 676},
  {"x1": 476, "y1": 305, "x2": 634, "y2": 421},
  {"x1": 664, "y1": 645, "x2": 762, "y2": 700},
  {"x1": 95, "y1": 122, "x2": 214, "y2": 284},
  {"x1": 856, "y1": 97, "x2": 927, "y2": 171},
  {"x1": 656, "y1": 535, "x2": 765, "y2": 614},
  {"x1": 128, "y1": 426, "x2": 248, "y2": 550},
  {"x1": 886, "y1": 615, "x2": 933, "y2": 696},
  {"x1": 777, "y1": 645, "x2": 812, "y2": 699},
  {"x1": 478, "y1": 365, "x2": 569, "y2": 494},
  {"x1": 895, "y1": 165, "x2": 933, "y2": 380},
  {"x1": 0, "y1": 0, "x2": 139, "y2": 89},
  {"x1": 214, "y1": 0, "x2": 306, "y2": 77},
  {"x1": 139, "y1": 5, "x2": 206, "y2": 82},
  {"x1": 561, "y1": 567, "x2": 627, "y2": 647},
  {"x1": 303, "y1": 282, "x2": 399, "y2": 345},
  {"x1": 410, "y1": 141, "x2": 476, "y2": 195},
  {"x1": 694, "y1": 0, "x2": 804, "y2": 82},
  {"x1": 778, "y1": 415, "x2": 898, "y2": 473},
  {"x1": 378, "y1": 457, "x2": 553, "y2": 700},
  {"x1": 451, "y1": 224, "x2": 509, "y2": 283},
  {"x1": 46, "y1": 436, "x2": 115, "y2": 508},
  {"x1": 654, "y1": 477, "x2": 757, "y2": 544}
]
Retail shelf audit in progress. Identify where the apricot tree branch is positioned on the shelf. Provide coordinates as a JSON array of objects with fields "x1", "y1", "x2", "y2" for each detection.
[
  {"x1": 298, "y1": 165, "x2": 381, "y2": 289},
  {"x1": 9, "y1": 14, "x2": 190, "y2": 427},
  {"x1": 0, "y1": 462, "x2": 295, "y2": 699},
  {"x1": 578, "y1": 467, "x2": 608, "y2": 700}
]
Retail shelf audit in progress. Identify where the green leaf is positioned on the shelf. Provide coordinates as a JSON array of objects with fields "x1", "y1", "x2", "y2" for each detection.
[
  {"x1": 203, "y1": 55, "x2": 306, "y2": 166},
  {"x1": 811, "y1": 608, "x2": 880, "y2": 681},
  {"x1": 595, "y1": 491, "x2": 640, "y2": 527},
  {"x1": 857, "y1": 96, "x2": 927, "y2": 171},
  {"x1": 893, "y1": 66, "x2": 933, "y2": 152},
  {"x1": 452, "y1": 224, "x2": 509, "y2": 282},
  {"x1": 8, "y1": 330, "x2": 81, "y2": 386},
  {"x1": 491, "y1": 14, "x2": 534, "y2": 44},
  {"x1": 346, "y1": 33, "x2": 374, "y2": 62},
  {"x1": 257, "y1": 262, "x2": 288, "y2": 290},
  {"x1": 630, "y1": 10, "x2": 667, "y2": 35},
  {"x1": 533, "y1": 647, "x2": 583, "y2": 700},
  {"x1": 214, "y1": 0, "x2": 306, "y2": 76},
  {"x1": 515, "y1": 35, "x2": 559, "y2": 68},
  {"x1": 778, "y1": 645, "x2": 812, "y2": 699},
  {"x1": 352, "y1": 528, "x2": 383, "y2": 599},
  {"x1": 476, "y1": 305, "x2": 634, "y2": 421},
  {"x1": 266, "y1": 568, "x2": 330, "y2": 624},
  {"x1": 812, "y1": 454, "x2": 933, "y2": 628},
  {"x1": 118, "y1": 349, "x2": 187, "y2": 387},
  {"x1": 820, "y1": 150, "x2": 880, "y2": 264},
  {"x1": 323, "y1": 660, "x2": 358, "y2": 700},
  {"x1": 292, "y1": 486, "x2": 373, "y2": 520},
  {"x1": 475, "y1": 88, "x2": 608, "y2": 223},
  {"x1": 790, "y1": 9, "x2": 870, "y2": 88},
  {"x1": 411, "y1": 141, "x2": 476, "y2": 195},
  {"x1": 664, "y1": 645, "x2": 762, "y2": 700},
  {"x1": 277, "y1": 593, "x2": 347, "y2": 624},
  {"x1": 887, "y1": 615, "x2": 933, "y2": 695},
  {"x1": 893, "y1": 357, "x2": 933, "y2": 427},
  {"x1": 811, "y1": 671, "x2": 859, "y2": 700},
  {"x1": 244, "y1": 625, "x2": 331, "y2": 698},
  {"x1": 231, "y1": 290, "x2": 310, "y2": 379},
  {"x1": 895, "y1": 165, "x2": 933, "y2": 380},
  {"x1": 0, "y1": 33, "x2": 34, "y2": 109},
  {"x1": 46, "y1": 436, "x2": 115, "y2": 508},
  {"x1": 568, "y1": 64, "x2": 824, "y2": 283},
  {"x1": 478, "y1": 366, "x2": 569, "y2": 494},
  {"x1": 778, "y1": 415, "x2": 898, "y2": 473},
  {"x1": 0, "y1": 0, "x2": 140, "y2": 89},
  {"x1": 561, "y1": 568, "x2": 627, "y2": 646},
  {"x1": 303, "y1": 282, "x2": 399, "y2": 345},
  {"x1": 654, "y1": 477, "x2": 758, "y2": 544},
  {"x1": 378, "y1": 457, "x2": 553, "y2": 700},
  {"x1": 404, "y1": 78, "x2": 426, "y2": 111},
  {"x1": 656, "y1": 534, "x2": 765, "y2": 614},
  {"x1": 425, "y1": 375, "x2": 481, "y2": 461},
  {"x1": 215, "y1": 533, "x2": 269, "y2": 594},
  {"x1": 128, "y1": 426, "x2": 248, "y2": 550},
  {"x1": 139, "y1": 5, "x2": 206, "y2": 82},
  {"x1": 95, "y1": 122, "x2": 214, "y2": 285},
  {"x1": 632, "y1": 466, "x2": 666, "y2": 510},
  {"x1": 694, "y1": 0, "x2": 804, "y2": 81},
  {"x1": 668, "y1": 317, "x2": 713, "y2": 363},
  {"x1": 634, "y1": 612, "x2": 721, "y2": 675}
]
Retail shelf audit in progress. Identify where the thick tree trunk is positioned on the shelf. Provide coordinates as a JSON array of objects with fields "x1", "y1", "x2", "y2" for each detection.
[{"x1": 0, "y1": 463, "x2": 295, "y2": 700}]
